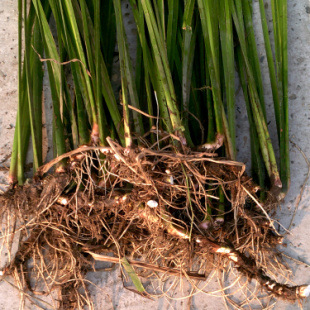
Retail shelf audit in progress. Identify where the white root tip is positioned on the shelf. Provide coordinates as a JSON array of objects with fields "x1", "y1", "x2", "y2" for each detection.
[
  {"x1": 299, "y1": 285, "x2": 310, "y2": 297},
  {"x1": 56, "y1": 166, "x2": 66, "y2": 173},
  {"x1": 124, "y1": 148, "x2": 130, "y2": 156},
  {"x1": 114, "y1": 154, "x2": 121, "y2": 161},
  {"x1": 216, "y1": 247, "x2": 232, "y2": 254},
  {"x1": 166, "y1": 176, "x2": 174, "y2": 185},
  {"x1": 215, "y1": 247, "x2": 238, "y2": 263},
  {"x1": 58, "y1": 198, "x2": 68, "y2": 205},
  {"x1": 147, "y1": 200, "x2": 158, "y2": 208},
  {"x1": 228, "y1": 253, "x2": 238, "y2": 263},
  {"x1": 100, "y1": 148, "x2": 111, "y2": 155}
]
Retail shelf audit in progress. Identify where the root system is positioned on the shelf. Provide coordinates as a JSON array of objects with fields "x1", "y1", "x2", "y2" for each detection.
[{"x1": 0, "y1": 138, "x2": 308, "y2": 309}]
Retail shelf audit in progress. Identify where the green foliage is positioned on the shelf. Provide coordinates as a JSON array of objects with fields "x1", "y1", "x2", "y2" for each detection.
[{"x1": 12, "y1": 0, "x2": 289, "y2": 194}]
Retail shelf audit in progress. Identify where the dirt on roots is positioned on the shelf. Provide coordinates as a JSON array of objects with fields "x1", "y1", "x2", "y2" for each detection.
[{"x1": 0, "y1": 138, "x2": 307, "y2": 309}]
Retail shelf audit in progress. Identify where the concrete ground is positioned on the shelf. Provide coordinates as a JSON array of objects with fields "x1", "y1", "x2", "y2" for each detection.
[{"x1": 1, "y1": 0, "x2": 310, "y2": 309}]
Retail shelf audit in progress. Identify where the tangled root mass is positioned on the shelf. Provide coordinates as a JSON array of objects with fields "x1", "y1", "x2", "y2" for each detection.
[{"x1": 0, "y1": 139, "x2": 308, "y2": 309}]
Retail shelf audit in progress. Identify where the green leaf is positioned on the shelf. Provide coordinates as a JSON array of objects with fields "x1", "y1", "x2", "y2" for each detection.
[
  {"x1": 114, "y1": 0, "x2": 144, "y2": 136},
  {"x1": 120, "y1": 257, "x2": 146, "y2": 293}
]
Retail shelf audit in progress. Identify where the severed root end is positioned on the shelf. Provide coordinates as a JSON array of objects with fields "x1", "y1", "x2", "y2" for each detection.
[
  {"x1": 299, "y1": 285, "x2": 310, "y2": 297},
  {"x1": 261, "y1": 281, "x2": 310, "y2": 301}
]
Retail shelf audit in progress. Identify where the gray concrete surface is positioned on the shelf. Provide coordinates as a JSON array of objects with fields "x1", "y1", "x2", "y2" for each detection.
[{"x1": 1, "y1": 0, "x2": 310, "y2": 309}]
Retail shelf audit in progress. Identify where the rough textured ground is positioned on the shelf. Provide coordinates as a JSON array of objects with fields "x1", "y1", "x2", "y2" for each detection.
[{"x1": 1, "y1": 0, "x2": 310, "y2": 309}]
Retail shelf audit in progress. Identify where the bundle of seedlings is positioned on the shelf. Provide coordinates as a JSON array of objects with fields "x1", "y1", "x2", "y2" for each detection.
[{"x1": 0, "y1": 0, "x2": 308, "y2": 309}]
